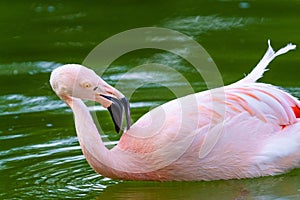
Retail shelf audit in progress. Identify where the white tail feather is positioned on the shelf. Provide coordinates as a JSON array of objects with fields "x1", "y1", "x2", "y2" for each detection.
[{"x1": 238, "y1": 40, "x2": 296, "y2": 83}]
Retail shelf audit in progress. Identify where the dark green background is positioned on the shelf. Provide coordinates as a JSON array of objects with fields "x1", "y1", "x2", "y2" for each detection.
[{"x1": 1, "y1": 1, "x2": 300, "y2": 199}]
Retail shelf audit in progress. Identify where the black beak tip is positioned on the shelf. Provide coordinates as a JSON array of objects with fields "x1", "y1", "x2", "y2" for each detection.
[
  {"x1": 101, "y1": 95, "x2": 131, "y2": 134},
  {"x1": 107, "y1": 105, "x2": 121, "y2": 133}
]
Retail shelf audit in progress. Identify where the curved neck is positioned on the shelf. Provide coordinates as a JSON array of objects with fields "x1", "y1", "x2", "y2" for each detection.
[
  {"x1": 67, "y1": 97, "x2": 172, "y2": 180},
  {"x1": 68, "y1": 97, "x2": 116, "y2": 177}
]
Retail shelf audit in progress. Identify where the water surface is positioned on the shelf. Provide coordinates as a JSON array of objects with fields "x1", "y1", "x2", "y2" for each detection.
[{"x1": 1, "y1": 1, "x2": 300, "y2": 199}]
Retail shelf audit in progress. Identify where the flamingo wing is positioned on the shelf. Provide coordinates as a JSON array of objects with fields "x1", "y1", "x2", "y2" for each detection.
[
  {"x1": 115, "y1": 40, "x2": 298, "y2": 153},
  {"x1": 223, "y1": 83, "x2": 300, "y2": 128}
]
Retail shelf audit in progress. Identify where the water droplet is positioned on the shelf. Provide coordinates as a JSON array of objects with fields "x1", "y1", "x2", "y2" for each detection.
[
  {"x1": 46, "y1": 123, "x2": 53, "y2": 127},
  {"x1": 47, "y1": 6, "x2": 55, "y2": 13},
  {"x1": 239, "y1": 2, "x2": 250, "y2": 9}
]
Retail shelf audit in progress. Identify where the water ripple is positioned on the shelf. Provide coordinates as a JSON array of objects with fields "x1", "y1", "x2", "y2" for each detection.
[
  {"x1": 0, "y1": 94, "x2": 68, "y2": 116},
  {"x1": 162, "y1": 15, "x2": 257, "y2": 38},
  {"x1": 1, "y1": 134, "x2": 116, "y2": 199},
  {"x1": 0, "y1": 61, "x2": 62, "y2": 76},
  {"x1": 286, "y1": 87, "x2": 300, "y2": 98}
]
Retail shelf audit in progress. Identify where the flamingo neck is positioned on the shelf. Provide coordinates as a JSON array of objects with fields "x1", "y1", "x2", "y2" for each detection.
[
  {"x1": 68, "y1": 97, "x2": 116, "y2": 177},
  {"x1": 68, "y1": 98, "x2": 170, "y2": 180}
]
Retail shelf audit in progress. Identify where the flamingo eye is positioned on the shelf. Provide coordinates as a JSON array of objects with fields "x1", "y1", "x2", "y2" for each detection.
[{"x1": 81, "y1": 82, "x2": 92, "y2": 89}]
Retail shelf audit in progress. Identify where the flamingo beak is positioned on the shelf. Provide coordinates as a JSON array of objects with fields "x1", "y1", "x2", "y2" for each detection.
[
  {"x1": 94, "y1": 85, "x2": 131, "y2": 133},
  {"x1": 100, "y1": 95, "x2": 130, "y2": 133}
]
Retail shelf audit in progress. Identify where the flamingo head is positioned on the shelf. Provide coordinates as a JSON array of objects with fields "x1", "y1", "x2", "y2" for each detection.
[{"x1": 50, "y1": 64, "x2": 130, "y2": 133}]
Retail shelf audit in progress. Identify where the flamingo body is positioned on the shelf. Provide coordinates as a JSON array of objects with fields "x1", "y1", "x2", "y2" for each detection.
[{"x1": 50, "y1": 40, "x2": 300, "y2": 181}]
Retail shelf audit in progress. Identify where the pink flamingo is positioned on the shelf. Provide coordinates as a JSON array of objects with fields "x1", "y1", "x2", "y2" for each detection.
[{"x1": 50, "y1": 41, "x2": 300, "y2": 181}]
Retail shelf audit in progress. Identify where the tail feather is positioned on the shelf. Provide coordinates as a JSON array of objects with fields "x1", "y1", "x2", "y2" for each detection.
[{"x1": 238, "y1": 40, "x2": 296, "y2": 84}]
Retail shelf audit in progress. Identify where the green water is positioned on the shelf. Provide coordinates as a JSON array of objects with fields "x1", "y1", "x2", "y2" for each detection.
[{"x1": 1, "y1": 0, "x2": 300, "y2": 199}]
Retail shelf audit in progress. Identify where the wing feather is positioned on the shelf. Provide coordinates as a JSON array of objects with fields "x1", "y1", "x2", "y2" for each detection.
[{"x1": 238, "y1": 40, "x2": 296, "y2": 84}]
